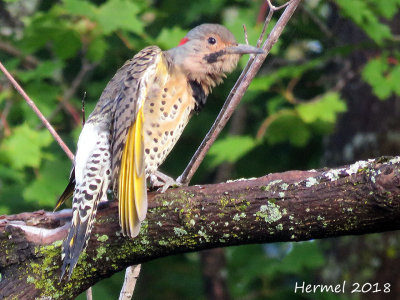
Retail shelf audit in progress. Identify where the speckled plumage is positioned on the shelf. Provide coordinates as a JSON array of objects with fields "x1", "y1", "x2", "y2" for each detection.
[{"x1": 57, "y1": 23, "x2": 263, "y2": 279}]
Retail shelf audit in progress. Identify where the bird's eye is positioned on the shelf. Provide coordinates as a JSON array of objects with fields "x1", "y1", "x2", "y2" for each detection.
[{"x1": 208, "y1": 37, "x2": 216, "y2": 45}]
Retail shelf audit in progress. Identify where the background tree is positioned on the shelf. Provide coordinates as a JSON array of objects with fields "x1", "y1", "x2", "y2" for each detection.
[{"x1": 0, "y1": 0, "x2": 399, "y2": 299}]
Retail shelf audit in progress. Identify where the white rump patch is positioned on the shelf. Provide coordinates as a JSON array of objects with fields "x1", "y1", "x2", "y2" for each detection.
[{"x1": 74, "y1": 123, "x2": 101, "y2": 185}]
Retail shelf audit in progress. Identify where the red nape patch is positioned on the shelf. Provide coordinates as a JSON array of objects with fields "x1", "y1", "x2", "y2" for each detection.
[{"x1": 178, "y1": 37, "x2": 189, "y2": 46}]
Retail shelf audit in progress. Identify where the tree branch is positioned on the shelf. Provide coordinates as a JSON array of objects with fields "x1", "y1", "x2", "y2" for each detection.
[
  {"x1": 1, "y1": 156, "x2": 400, "y2": 299},
  {"x1": 0, "y1": 41, "x2": 39, "y2": 69},
  {"x1": 0, "y1": 61, "x2": 74, "y2": 161}
]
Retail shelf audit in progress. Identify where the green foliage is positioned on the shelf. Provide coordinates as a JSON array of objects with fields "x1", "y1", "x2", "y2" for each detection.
[
  {"x1": 156, "y1": 26, "x2": 188, "y2": 49},
  {"x1": 95, "y1": 0, "x2": 144, "y2": 34},
  {"x1": 362, "y1": 55, "x2": 400, "y2": 99},
  {"x1": 23, "y1": 157, "x2": 70, "y2": 206},
  {"x1": 0, "y1": 0, "x2": 399, "y2": 298},
  {"x1": 266, "y1": 112, "x2": 312, "y2": 147},
  {"x1": 0, "y1": 123, "x2": 52, "y2": 170},
  {"x1": 228, "y1": 242, "x2": 326, "y2": 298},
  {"x1": 296, "y1": 92, "x2": 347, "y2": 123},
  {"x1": 208, "y1": 135, "x2": 256, "y2": 166},
  {"x1": 335, "y1": 0, "x2": 397, "y2": 44}
]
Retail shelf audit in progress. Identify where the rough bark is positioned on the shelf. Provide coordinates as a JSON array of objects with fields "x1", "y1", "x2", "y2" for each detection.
[{"x1": 1, "y1": 156, "x2": 400, "y2": 299}]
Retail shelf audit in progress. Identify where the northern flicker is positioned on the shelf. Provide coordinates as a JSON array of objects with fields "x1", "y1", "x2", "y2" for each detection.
[{"x1": 55, "y1": 23, "x2": 263, "y2": 279}]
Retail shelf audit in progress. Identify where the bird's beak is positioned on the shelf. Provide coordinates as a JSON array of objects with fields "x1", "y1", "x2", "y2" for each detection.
[{"x1": 225, "y1": 44, "x2": 264, "y2": 55}]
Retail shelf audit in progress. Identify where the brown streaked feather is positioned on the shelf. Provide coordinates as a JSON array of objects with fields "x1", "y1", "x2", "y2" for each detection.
[
  {"x1": 110, "y1": 46, "x2": 169, "y2": 236},
  {"x1": 111, "y1": 46, "x2": 165, "y2": 192}
]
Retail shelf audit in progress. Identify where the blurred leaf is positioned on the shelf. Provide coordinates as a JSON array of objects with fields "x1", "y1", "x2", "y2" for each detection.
[
  {"x1": 280, "y1": 241, "x2": 325, "y2": 273},
  {"x1": 249, "y1": 57, "x2": 323, "y2": 92},
  {"x1": 208, "y1": 135, "x2": 256, "y2": 167},
  {"x1": 223, "y1": 7, "x2": 261, "y2": 45},
  {"x1": 184, "y1": 0, "x2": 225, "y2": 23},
  {"x1": 18, "y1": 61, "x2": 64, "y2": 82},
  {"x1": 24, "y1": 82, "x2": 61, "y2": 119},
  {"x1": 0, "y1": 123, "x2": 53, "y2": 170},
  {"x1": 156, "y1": 26, "x2": 187, "y2": 50},
  {"x1": 23, "y1": 157, "x2": 70, "y2": 206},
  {"x1": 0, "y1": 206, "x2": 10, "y2": 215},
  {"x1": 296, "y1": 92, "x2": 347, "y2": 123},
  {"x1": 2, "y1": 57, "x2": 20, "y2": 70},
  {"x1": 53, "y1": 29, "x2": 82, "y2": 59},
  {"x1": 97, "y1": 0, "x2": 144, "y2": 34},
  {"x1": 87, "y1": 36, "x2": 108, "y2": 62},
  {"x1": 0, "y1": 165, "x2": 24, "y2": 183},
  {"x1": 372, "y1": 0, "x2": 400, "y2": 19},
  {"x1": 267, "y1": 95, "x2": 287, "y2": 115},
  {"x1": 20, "y1": 11, "x2": 81, "y2": 59},
  {"x1": 64, "y1": 0, "x2": 96, "y2": 19},
  {"x1": 266, "y1": 112, "x2": 311, "y2": 147},
  {"x1": 388, "y1": 64, "x2": 400, "y2": 96},
  {"x1": 362, "y1": 56, "x2": 395, "y2": 99},
  {"x1": 336, "y1": 0, "x2": 392, "y2": 44},
  {"x1": 0, "y1": 91, "x2": 10, "y2": 105}
]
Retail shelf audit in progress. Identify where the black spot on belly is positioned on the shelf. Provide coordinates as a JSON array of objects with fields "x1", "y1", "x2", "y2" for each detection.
[
  {"x1": 85, "y1": 192, "x2": 94, "y2": 200},
  {"x1": 89, "y1": 184, "x2": 97, "y2": 191}
]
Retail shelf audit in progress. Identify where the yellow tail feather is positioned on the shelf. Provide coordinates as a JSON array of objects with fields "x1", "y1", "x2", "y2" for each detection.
[
  {"x1": 118, "y1": 107, "x2": 147, "y2": 238},
  {"x1": 134, "y1": 109, "x2": 147, "y2": 221}
]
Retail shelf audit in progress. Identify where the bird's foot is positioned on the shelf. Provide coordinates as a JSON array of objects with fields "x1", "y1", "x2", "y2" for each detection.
[{"x1": 150, "y1": 171, "x2": 182, "y2": 193}]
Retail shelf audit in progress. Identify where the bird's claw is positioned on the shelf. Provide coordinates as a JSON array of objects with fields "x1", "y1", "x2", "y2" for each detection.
[{"x1": 150, "y1": 171, "x2": 181, "y2": 193}]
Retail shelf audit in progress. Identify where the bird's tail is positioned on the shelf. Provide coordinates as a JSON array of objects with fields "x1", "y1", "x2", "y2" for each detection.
[
  {"x1": 60, "y1": 129, "x2": 111, "y2": 280},
  {"x1": 54, "y1": 167, "x2": 75, "y2": 212}
]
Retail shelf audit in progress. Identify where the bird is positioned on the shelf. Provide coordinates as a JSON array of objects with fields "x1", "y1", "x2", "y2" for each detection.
[{"x1": 55, "y1": 23, "x2": 263, "y2": 279}]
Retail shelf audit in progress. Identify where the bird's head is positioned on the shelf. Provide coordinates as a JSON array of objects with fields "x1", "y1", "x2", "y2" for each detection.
[{"x1": 167, "y1": 24, "x2": 263, "y2": 90}]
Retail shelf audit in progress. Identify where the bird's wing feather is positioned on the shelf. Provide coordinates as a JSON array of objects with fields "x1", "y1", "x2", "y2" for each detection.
[{"x1": 111, "y1": 46, "x2": 167, "y2": 237}]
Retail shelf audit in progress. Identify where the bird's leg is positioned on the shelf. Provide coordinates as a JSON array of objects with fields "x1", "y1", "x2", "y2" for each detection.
[{"x1": 150, "y1": 171, "x2": 182, "y2": 193}]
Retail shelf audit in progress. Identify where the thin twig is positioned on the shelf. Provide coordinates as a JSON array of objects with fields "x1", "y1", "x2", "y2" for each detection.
[
  {"x1": 257, "y1": 0, "x2": 295, "y2": 47},
  {"x1": 177, "y1": 0, "x2": 302, "y2": 185},
  {"x1": 301, "y1": 4, "x2": 332, "y2": 38},
  {"x1": 256, "y1": 109, "x2": 296, "y2": 139},
  {"x1": 243, "y1": 24, "x2": 249, "y2": 45},
  {"x1": 257, "y1": 1, "x2": 269, "y2": 24},
  {"x1": 46, "y1": 59, "x2": 97, "y2": 125},
  {"x1": 0, "y1": 61, "x2": 74, "y2": 161},
  {"x1": 266, "y1": 0, "x2": 294, "y2": 11},
  {"x1": 0, "y1": 100, "x2": 12, "y2": 137},
  {"x1": 119, "y1": 265, "x2": 141, "y2": 300},
  {"x1": 257, "y1": 4, "x2": 274, "y2": 47},
  {"x1": 86, "y1": 287, "x2": 93, "y2": 300},
  {"x1": 82, "y1": 91, "x2": 86, "y2": 126},
  {"x1": 0, "y1": 41, "x2": 39, "y2": 69}
]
